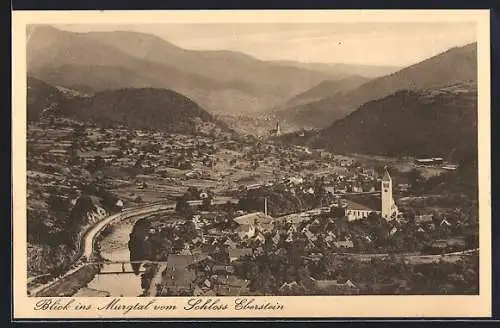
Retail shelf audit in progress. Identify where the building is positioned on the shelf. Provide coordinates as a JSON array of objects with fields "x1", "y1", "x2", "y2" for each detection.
[
  {"x1": 236, "y1": 224, "x2": 256, "y2": 239},
  {"x1": 343, "y1": 168, "x2": 398, "y2": 221},
  {"x1": 268, "y1": 121, "x2": 281, "y2": 137},
  {"x1": 233, "y1": 211, "x2": 274, "y2": 231},
  {"x1": 415, "y1": 157, "x2": 444, "y2": 166},
  {"x1": 381, "y1": 169, "x2": 399, "y2": 220},
  {"x1": 228, "y1": 248, "x2": 253, "y2": 262}
]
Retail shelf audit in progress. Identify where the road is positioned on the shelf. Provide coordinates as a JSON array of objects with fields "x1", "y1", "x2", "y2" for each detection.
[
  {"x1": 81, "y1": 203, "x2": 176, "y2": 260},
  {"x1": 333, "y1": 248, "x2": 479, "y2": 263}
]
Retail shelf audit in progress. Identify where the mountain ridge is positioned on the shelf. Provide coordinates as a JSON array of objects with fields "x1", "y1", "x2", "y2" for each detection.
[
  {"x1": 279, "y1": 82, "x2": 477, "y2": 162},
  {"x1": 27, "y1": 25, "x2": 341, "y2": 115},
  {"x1": 276, "y1": 42, "x2": 477, "y2": 129}
]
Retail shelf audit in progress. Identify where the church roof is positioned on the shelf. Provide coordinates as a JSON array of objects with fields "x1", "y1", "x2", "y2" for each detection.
[{"x1": 344, "y1": 194, "x2": 382, "y2": 212}]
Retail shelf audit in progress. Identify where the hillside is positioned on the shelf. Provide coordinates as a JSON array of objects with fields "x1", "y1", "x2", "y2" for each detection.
[
  {"x1": 27, "y1": 25, "x2": 335, "y2": 114},
  {"x1": 277, "y1": 75, "x2": 370, "y2": 109},
  {"x1": 309, "y1": 82, "x2": 477, "y2": 161},
  {"x1": 27, "y1": 76, "x2": 65, "y2": 121},
  {"x1": 271, "y1": 61, "x2": 400, "y2": 79},
  {"x1": 277, "y1": 43, "x2": 477, "y2": 129},
  {"x1": 58, "y1": 88, "x2": 221, "y2": 133}
]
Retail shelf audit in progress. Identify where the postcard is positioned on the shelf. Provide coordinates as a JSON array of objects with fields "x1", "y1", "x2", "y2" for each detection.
[{"x1": 12, "y1": 9, "x2": 491, "y2": 319}]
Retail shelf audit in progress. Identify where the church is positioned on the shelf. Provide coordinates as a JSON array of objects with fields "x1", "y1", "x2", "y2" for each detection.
[
  {"x1": 344, "y1": 168, "x2": 399, "y2": 221},
  {"x1": 268, "y1": 121, "x2": 281, "y2": 137}
]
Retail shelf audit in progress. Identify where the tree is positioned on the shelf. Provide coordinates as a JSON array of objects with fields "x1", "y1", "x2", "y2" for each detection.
[
  {"x1": 200, "y1": 196, "x2": 212, "y2": 211},
  {"x1": 88, "y1": 155, "x2": 105, "y2": 173},
  {"x1": 175, "y1": 195, "x2": 192, "y2": 216},
  {"x1": 408, "y1": 168, "x2": 423, "y2": 190},
  {"x1": 330, "y1": 206, "x2": 345, "y2": 218}
]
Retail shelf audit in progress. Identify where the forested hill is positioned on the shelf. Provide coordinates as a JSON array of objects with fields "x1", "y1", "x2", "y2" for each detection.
[
  {"x1": 313, "y1": 82, "x2": 477, "y2": 162},
  {"x1": 27, "y1": 79, "x2": 230, "y2": 133},
  {"x1": 27, "y1": 76, "x2": 65, "y2": 121}
]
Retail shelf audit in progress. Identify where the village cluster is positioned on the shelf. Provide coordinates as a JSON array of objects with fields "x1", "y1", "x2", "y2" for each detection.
[
  {"x1": 135, "y1": 165, "x2": 474, "y2": 297},
  {"x1": 27, "y1": 119, "x2": 476, "y2": 296}
]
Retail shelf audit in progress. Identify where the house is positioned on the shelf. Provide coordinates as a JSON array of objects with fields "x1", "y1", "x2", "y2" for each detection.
[
  {"x1": 313, "y1": 279, "x2": 359, "y2": 292},
  {"x1": 304, "y1": 230, "x2": 317, "y2": 242},
  {"x1": 212, "y1": 265, "x2": 235, "y2": 276},
  {"x1": 179, "y1": 246, "x2": 192, "y2": 256},
  {"x1": 215, "y1": 276, "x2": 250, "y2": 296},
  {"x1": 415, "y1": 158, "x2": 435, "y2": 166},
  {"x1": 236, "y1": 224, "x2": 255, "y2": 239},
  {"x1": 233, "y1": 212, "x2": 274, "y2": 231},
  {"x1": 332, "y1": 239, "x2": 354, "y2": 248},
  {"x1": 162, "y1": 266, "x2": 196, "y2": 293},
  {"x1": 245, "y1": 183, "x2": 262, "y2": 190},
  {"x1": 287, "y1": 177, "x2": 304, "y2": 185},
  {"x1": 415, "y1": 214, "x2": 434, "y2": 224},
  {"x1": 253, "y1": 231, "x2": 266, "y2": 244},
  {"x1": 228, "y1": 248, "x2": 253, "y2": 262},
  {"x1": 224, "y1": 239, "x2": 238, "y2": 249},
  {"x1": 416, "y1": 226, "x2": 426, "y2": 233},
  {"x1": 442, "y1": 164, "x2": 458, "y2": 171},
  {"x1": 325, "y1": 186, "x2": 335, "y2": 195},
  {"x1": 440, "y1": 218, "x2": 452, "y2": 227},
  {"x1": 272, "y1": 231, "x2": 281, "y2": 245},
  {"x1": 167, "y1": 254, "x2": 196, "y2": 270},
  {"x1": 325, "y1": 231, "x2": 337, "y2": 243},
  {"x1": 115, "y1": 199, "x2": 124, "y2": 208},
  {"x1": 279, "y1": 281, "x2": 299, "y2": 292},
  {"x1": 253, "y1": 247, "x2": 264, "y2": 255},
  {"x1": 277, "y1": 213, "x2": 310, "y2": 225},
  {"x1": 431, "y1": 238, "x2": 466, "y2": 250}
]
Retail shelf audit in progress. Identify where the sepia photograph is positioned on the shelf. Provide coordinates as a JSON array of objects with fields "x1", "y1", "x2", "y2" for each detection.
[{"x1": 12, "y1": 10, "x2": 491, "y2": 318}]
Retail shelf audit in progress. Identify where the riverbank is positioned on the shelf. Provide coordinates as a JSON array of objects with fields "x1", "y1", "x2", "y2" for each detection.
[{"x1": 34, "y1": 264, "x2": 100, "y2": 297}]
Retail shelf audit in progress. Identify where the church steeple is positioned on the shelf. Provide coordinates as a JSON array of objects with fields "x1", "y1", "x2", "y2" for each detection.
[
  {"x1": 382, "y1": 167, "x2": 391, "y2": 182},
  {"x1": 381, "y1": 166, "x2": 397, "y2": 220}
]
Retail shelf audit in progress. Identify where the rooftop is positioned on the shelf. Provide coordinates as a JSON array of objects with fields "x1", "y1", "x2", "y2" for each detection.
[
  {"x1": 233, "y1": 212, "x2": 274, "y2": 225},
  {"x1": 344, "y1": 194, "x2": 382, "y2": 212}
]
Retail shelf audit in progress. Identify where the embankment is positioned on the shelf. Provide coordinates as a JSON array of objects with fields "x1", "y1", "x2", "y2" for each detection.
[{"x1": 34, "y1": 264, "x2": 100, "y2": 297}]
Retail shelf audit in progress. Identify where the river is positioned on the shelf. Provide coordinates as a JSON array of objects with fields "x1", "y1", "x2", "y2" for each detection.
[{"x1": 73, "y1": 217, "x2": 144, "y2": 297}]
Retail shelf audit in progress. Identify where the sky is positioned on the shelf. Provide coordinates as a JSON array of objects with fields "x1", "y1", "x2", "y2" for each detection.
[{"x1": 57, "y1": 22, "x2": 477, "y2": 67}]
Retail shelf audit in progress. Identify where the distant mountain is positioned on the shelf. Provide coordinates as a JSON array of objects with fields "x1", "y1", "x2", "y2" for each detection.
[
  {"x1": 27, "y1": 76, "x2": 64, "y2": 121},
  {"x1": 277, "y1": 43, "x2": 477, "y2": 129},
  {"x1": 301, "y1": 82, "x2": 477, "y2": 161},
  {"x1": 58, "y1": 88, "x2": 221, "y2": 133},
  {"x1": 272, "y1": 61, "x2": 400, "y2": 79},
  {"x1": 27, "y1": 25, "x2": 335, "y2": 115},
  {"x1": 81, "y1": 30, "x2": 335, "y2": 97},
  {"x1": 276, "y1": 75, "x2": 370, "y2": 109}
]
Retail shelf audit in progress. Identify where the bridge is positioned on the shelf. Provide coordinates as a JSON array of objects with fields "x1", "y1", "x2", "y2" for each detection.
[{"x1": 91, "y1": 261, "x2": 165, "y2": 274}]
